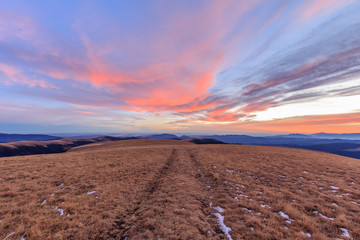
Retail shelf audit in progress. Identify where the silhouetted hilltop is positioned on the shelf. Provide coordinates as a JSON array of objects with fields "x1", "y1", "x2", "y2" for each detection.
[{"x1": 0, "y1": 133, "x2": 61, "y2": 143}]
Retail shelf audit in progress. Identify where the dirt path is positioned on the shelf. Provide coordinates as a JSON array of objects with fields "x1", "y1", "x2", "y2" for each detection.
[{"x1": 108, "y1": 147, "x2": 230, "y2": 240}]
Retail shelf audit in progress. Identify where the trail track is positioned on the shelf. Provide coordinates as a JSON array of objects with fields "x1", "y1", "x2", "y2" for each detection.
[{"x1": 110, "y1": 148, "x2": 228, "y2": 239}]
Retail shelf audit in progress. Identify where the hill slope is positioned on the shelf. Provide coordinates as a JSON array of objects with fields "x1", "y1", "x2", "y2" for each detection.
[
  {"x1": 1, "y1": 140, "x2": 359, "y2": 239},
  {"x1": 0, "y1": 136, "x2": 138, "y2": 157},
  {"x1": 0, "y1": 133, "x2": 61, "y2": 143}
]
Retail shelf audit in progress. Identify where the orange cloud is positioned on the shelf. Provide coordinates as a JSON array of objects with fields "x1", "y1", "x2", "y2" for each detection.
[
  {"x1": 74, "y1": 111, "x2": 97, "y2": 115},
  {"x1": 241, "y1": 112, "x2": 360, "y2": 133}
]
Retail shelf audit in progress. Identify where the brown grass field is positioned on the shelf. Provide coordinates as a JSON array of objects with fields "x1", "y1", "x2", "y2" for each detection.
[{"x1": 1, "y1": 139, "x2": 359, "y2": 239}]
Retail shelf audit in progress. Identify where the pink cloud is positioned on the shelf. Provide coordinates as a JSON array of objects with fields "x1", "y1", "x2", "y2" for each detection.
[
  {"x1": 0, "y1": 63, "x2": 57, "y2": 88},
  {"x1": 297, "y1": 0, "x2": 355, "y2": 23}
]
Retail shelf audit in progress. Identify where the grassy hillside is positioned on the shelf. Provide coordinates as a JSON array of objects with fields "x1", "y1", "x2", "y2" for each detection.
[{"x1": 1, "y1": 140, "x2": 359, "y2": 239}]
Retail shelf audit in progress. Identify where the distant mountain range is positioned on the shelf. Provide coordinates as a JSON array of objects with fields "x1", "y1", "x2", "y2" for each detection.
[
  {"x1": 0, "y1": 133, "x2": 61, "y2": 143},
  {"x1": 138, "y1": 133, "x2": 360, "y2": 159},
  {"x1": 1, "y1": 132, "x2": 360, "y2": 159}
]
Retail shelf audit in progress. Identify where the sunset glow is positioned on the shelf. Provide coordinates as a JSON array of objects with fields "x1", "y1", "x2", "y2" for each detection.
[{"x1": 1, "y1": 0, "x2": 359, "y2": 134}]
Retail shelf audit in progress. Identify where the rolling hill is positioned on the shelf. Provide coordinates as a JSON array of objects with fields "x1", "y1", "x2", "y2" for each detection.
[
  {"x1": 1, "y1": 139, "x2": 359, "y2": 239},
  {"x1": 0, "y1": 136, "x2": 137, "y2": 157}
]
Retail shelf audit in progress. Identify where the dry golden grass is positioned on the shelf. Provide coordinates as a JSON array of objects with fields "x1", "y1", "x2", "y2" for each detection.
[{"x1": 1, "y1": 140, "x2": 359, "y2": 239}]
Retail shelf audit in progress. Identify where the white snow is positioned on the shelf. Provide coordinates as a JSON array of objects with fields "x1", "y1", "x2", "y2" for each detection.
[
  {"x1": 66, "y1": 214, "x2": 71, "y2": 217},
  {"x1": 250, "y1": 227, "x2": 254, "y2": 231},
  {"x1": 213, "y1": 165, "x2": 216, "y2": 168},
  {"x1": 278, "y1": 211, "x2": 294, "y2": 223},
  {"x1": 279, "y1": 211, "x2": 289, "y2": 219},
  {"x1": 234, "y1": 197, "x2": 239, "y2": 201},
  {"x1": 238, "y1": 194, "x2": 248, "y2": 198},
  {"x1": 261, "y1": 204, "x2": 271, "y2": 208},
  {"x1": 299, "y1": 177, "x2": 304, "y2": 180},
  {"x1": 3, "y1": 232, "x2": 15, "y2": 240},
  {"x1": 278, "y1": 174, "x2": 286, "y2": 178},
  {"x1": 330, "y1": 186, "x2": 339, "y2": 190},
  {"x1": 54, "y1": 206, "x2": 64, "y2": 216},
  {"x1": 351, "y1": 201, "x2": 360, "y2": 206},
  {"x1": 87, "y1": 191, "x2": 96, "y2": 195},
  {"x1": 41, "y1": 200, "x2": 46, "y2": 205},
  {"x1": 21, "y1": 235, "x2": 26, "y2": 240},
  {"x1": 340, "y1": 228, "x2": 350, "y2": 238},
  {"x1": 319, "y1": 187, "x2": 324, "y2": 190},
  {"x1": 301, "y1": 232, "x2": 311, "y2": 238},
  {"x1": 213, "y1": 213, "x2": 232, "y2": 240},
  {"x1": 59, "y1": 183, "x2": 64, "y2": 187},
  {"x1": 303, "y1": 171, "x2": 309, "y2": 173},
  {"x1": 242, "y1": 208, "x2": 253, "y2": 214},
  {"x1": 50, "y1": 193, "x2": 54, "y2": 196},
  {"x1": 332, "y1": 203, "x2": 338, "y2": 207},
  {"x1": 318, "y1": 213, "x2": 334, "y2": 221},
  {"x1": 213, "y1": 206, "x2": 224, "y2": 212},
  {"x1": 212, "y1": 205, "x2": 232, "y2": 240}
]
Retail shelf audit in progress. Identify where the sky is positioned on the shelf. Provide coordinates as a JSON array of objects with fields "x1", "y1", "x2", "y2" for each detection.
[{"x1": 0, "y1": 0, "x2": 360, "y2": 135}]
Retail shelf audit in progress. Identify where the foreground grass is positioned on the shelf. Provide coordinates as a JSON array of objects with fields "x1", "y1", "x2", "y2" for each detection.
[{"x1": 0, "y1": 140, "x2": 359, "y2": 239}]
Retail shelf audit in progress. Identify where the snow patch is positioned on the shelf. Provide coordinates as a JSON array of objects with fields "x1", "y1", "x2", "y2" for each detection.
[
  {"x1": 340, "y1": 228, "x2": 350, "y2": 238},
  {"x1": 242, "y1": 208, "x2": 253, "y2": 214},
  {"x1": 87, "y1": 191, "x2": 96, "y2": 195},
  {"x1": 314, "y1": 211, "x2": 334, "y2": 220},
  {"x1": 54, "y1": 206, "x2": 64, "y2": 216},
  {"x1": 213, "y1": 206, "x2": 224, "y2": 212},
  {"x1": 261, "y1": 204, "x2": 271, "y2": 208},
  {"x1": 330, "y1": 186, "x2": 339, "y2": 190},
  {"x1": 213, "y1": 213, "x2": 232, "y2": 240},
  {"x1": 278, "y1": 211, "x2": 294, "y2": 223},
  {"x1": 212, "y1": 205, "x2": 232, "y2": 240},
  {"x1": 301, "y1": 232, "x2": 311, "y2": 238}
]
